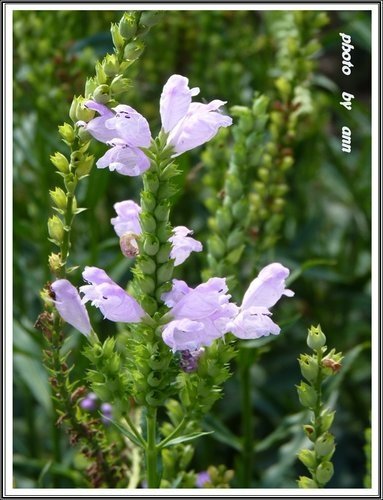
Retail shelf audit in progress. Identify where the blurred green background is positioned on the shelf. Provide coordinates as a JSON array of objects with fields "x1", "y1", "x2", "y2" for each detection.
[{"x1": 13, "y1": 9, "x2": 371, "y2": 488}]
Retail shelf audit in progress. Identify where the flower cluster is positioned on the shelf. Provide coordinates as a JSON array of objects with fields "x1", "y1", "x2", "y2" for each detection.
[
  {"x1": 111, "y1": 200, "x2": 202, "y2": 264},
  {"x1": 79, "y1": 74, "x2": 232, "y2": 176}
]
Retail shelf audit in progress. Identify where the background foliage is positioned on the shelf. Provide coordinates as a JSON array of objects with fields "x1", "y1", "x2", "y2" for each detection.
[{"x1": 13, "y1": 9, "x2": 371, "y2": 488}]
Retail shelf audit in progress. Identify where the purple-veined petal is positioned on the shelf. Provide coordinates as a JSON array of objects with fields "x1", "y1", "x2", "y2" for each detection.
[
  {"x1": 241, "y1": 263, "x2": 294, "y2": 310},
  {"x1": 51, "y1": 279, "x2": 91, "y2": 336},
  {"x1": 160, "y1": 74, "x2": 200, "y2": 133},
  {"x1": 107, "y1": 105, "x2": 152, "y2": 147},
  {"x1": 162, "y1": 318, "x2": 205, "y2": 351},
  {"x1": 96, "y1": 144, "x2": 150, "y2": 176},
  {"x1": 169, "y1": 225, "x2": 203, "y2": 266},
  {"x1": 83, "y1": 101, "x2": 116, "y2": 143},
  {"x1": 111, "y1": 200, "x2": 142, "y2": 237},
  {"x1": 168, "y1": 100, "x2": 232, "y2": 156},
  {"x1": 161, "y1": 279, "x2": 192, "y2": 307},
  {"x1": 80, "y1": 267, "x2": 146, "y2": 323},
  {"x1": 228, "y1": 307, "x2": 281, "y2": 340}
]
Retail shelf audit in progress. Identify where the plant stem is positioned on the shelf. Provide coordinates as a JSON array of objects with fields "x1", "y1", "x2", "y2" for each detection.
[
  {"x1": 146, "y1": 407, "x2": 160, "y2": 488},
  {"x1": 239, "y1": 347, "x2": 253, "y2": 487}
]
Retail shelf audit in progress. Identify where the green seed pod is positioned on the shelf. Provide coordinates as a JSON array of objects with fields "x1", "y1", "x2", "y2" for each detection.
[
  {"x1": 319, "y1": 409, "x2": 335, "y2": 433},
  {"x1": 50, "y1": 153, "x2": 69, "y2": 175},
  {"x1": 141, "y1": 191, "x2": 156, "y2": 212},
  {"x1": 315, "y1": 432, "x2": 335, "y2": 457},
  {"x1": 216, "y1": 207, "x2": 233, "y2": 233},
  {"x1": 140, "y1": 296, "x2": 158, "y2": 316},
  {"x1": 140, "y1": 10, "x2": 163, "y2": 27},
  {"x1": 154, "y1": 201, "x2": 170, "y2": 222},
  {"x1": 208, "y1": 234, "x2": 226, "y2": 259},
  {"x1": 110, "y1": 75, "x2": 131, "y2": 95},
  {"x1": 48, "y1": 215, "x2": 64, "y2": 245},
  {"x1": 298, "y1": 354, "x2": 319, "y2": 383},
  {"x1": 297, "y1": 449, "x2": 317, "y2": 470},
  {"x1": 316, "y1": 461, "x2": 334, "y2": 485},
  {"x1": 307, "y1": 325, "x2": 326, "y2": 351},
  {"x1": 139, "y1": 256, "x2": 156, "y2": 275},
  {"x1": 296, "y1": 381, "x2": 317, "y2": 409},
  {"x1": 232, "y1": 199, "x2": 248, "y2": 221},
  {"x1": 75, "y1": 155, "x2": 94, "y2": 178}
]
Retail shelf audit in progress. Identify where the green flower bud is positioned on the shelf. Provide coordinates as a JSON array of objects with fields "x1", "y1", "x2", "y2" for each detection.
[
  {"x1": 319, "y1": 409, "x2": 335, "y2": 433},
  {"x1": 93, "y1": 84, "x2": 110, "y2": 104},
  {"x1": 140, "y1": 212, "x2": 156, "y2": 233},
  {"x1": 75, "y1": 154, "x2": 94, "y2": 178},
  {"x1": 156, "y1": 243, "x2": 171, "y2": 264},
  {"x1": 157, "y1": 221, "x2": 171, "y2": 243},
  {"x1": 58, "y1": 123, "x2": 75, "y2": 144},
  {"x1": 157, "y1": 261, "x2": 174, "y2": 285},
  {"x1": 281, "y1": 156, "x2": 294, "y2": 171},
  {"x1": 316, "y1": 461, "x2": 334, "y2": 485},
  {"x1": 49, "y1": 187, "x2": 67, "y2": 210},
  {"x1": 144, "y1": 172, "x2": 160, "y2": 193},
  {"x1": 303, "y1": 425, "x2": 317, "y2": 442},
  {"x1": 216, "y1": 207, "x2": 233, "y2": 233},
  {"x1": 141, "y1": 296, "x2": 158, "y2": 316},
  {"x1": 75, "y1": 99, "x2": 95, "y2": 122},
  {"x1": 118, "y1": 13, "x2": 137, "y2": 39},
  {"x1": 275, "y1": 76, "x2": 292, "y2": 100},
  {"x1": 123, "y1": 40, "x2": 145, "y2": 61},
  {"x1": 110, "y1": 75, "x2": 131, "y2": 95},
  {"x1": 141, "y1": 191, "x2": 156, "y2": 212},
  {"x1": 147, "y1": 371, "x2": 162, "y2": 388},
  {"x1": 95, "y1": 61, "x2": 107, "y2": 84},
  {"x1": 110, "y1": 22, "x2": 125, "y2": 50},
  {"x1": 48, "y1": 215, "x2": 64, "y2": 245},
  {"x1": 307, "y1": 325, "x2": 326, "y2": 351},
  {"x1": 50, "y1": 152, "x2": 70, "y2": 173},
  {"x1": 298, "y1": 354, "x2": 319, "y2": 383},
  {"x1": 48, "y1": 252, "x2": 62, "y2": 274},
  {"x1": 154, "y1": 201, "x2": 170, "y2": 222},
  {"x1": 102, "y1": 54, "x2": 119, "y2": 78},
  {"x1": 314, "y1": 432, "x2": 335, "y2": 457},
  {"x1": 85, "y1": 77, "x2": 97, "y2": 99},
  {"x1": 296, "y1": 381, "x2": 317, "y2": 409},
  {"x1": 297, "y1": 449, "x2": 317, "y2": 470},
  {"x1": 140, "y1": 10, "x2": 163, "y2": 27},
  {"x1": 232, "y1": 199, "x2": 248, "y2": 220},
  {"x1": 138, "y1": 275, "x2": 155, "y2": 295},
  {"x1": 226, "y1": 174, "x2": 243, "y2": 199},
  {"x1": 145, "y1": 389, "x2": 163, "y2": 407},
  {"x1": 69, "y1": 97, "x2": 78, "y2": 123},
  {"x1": 139, "y1": 256, "x2": 156, "y2": 275},
  {"x1": 297, "y1": 476, "x2": 318, "y2": 488},
  {"x1": 208, "y1": 234, "x2": 226, "y2": 259}
]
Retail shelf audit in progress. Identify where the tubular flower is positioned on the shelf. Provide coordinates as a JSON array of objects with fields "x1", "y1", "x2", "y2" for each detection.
[
  {"x1": 110, "y1": 200, "x2": 202, "y2": 264},
  {"x1": 78, "y1": 101, "x2": 151, "y2": 176},
  {"x1": 160, "y1": 74, "x2": 233, "y2": 156},
  {"x1": 161, "y1": 278, "x2": 238, "y2": 351},
  {"x1": 51, "y1": 279, "x2": 91, "y2": 336},
  {"x1": 80, "y1": 266, "x2": 146, "y2": 323},
  {"x1": 228, "y1": 263, "x2": 294, "y2": 339}
]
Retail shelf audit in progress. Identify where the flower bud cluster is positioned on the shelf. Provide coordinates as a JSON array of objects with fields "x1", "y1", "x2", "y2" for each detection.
[{"x1": 296, "y1": 325, "x2": 343, "y2": 488}]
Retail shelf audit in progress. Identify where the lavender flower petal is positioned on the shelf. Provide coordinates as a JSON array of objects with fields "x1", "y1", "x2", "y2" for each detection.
[
  {"x1": 107, "y1": 104, "x2": 152, "y2": 147},
  {"x1": 169, "y1": 226, "x2": 203, "y2": 266},
  {"x1": 51, "y1": 279, "x2": 91, "y2": 336},
  {"x1": 111, "y1": 200, "x2": 142, "y2": 237},
  {"x1": 96, "y1": 143, "x2": 150, "y2": 176},
  {"x1": 228, "y1": 307, "x2": 281, "y2": 339}
]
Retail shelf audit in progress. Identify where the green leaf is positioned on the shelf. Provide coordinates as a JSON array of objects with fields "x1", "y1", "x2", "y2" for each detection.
[
  {"x1": 103, "y1": 416, "x2": 145, "y2": 448},
  {"x1": 162, "y1": 430, "x2": 214, "y2": 448},
  {"x1": 202, "y1": 415, "x2": 242, "y2": 451},
  {"x1": 287, "y1": 258, "x2": 337, "y2": 286}
]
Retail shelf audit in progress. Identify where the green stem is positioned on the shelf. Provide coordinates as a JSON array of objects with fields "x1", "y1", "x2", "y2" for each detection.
[
  {"x1": 146, "y1": 407, "x2": 160, "y2": 488},
  {"x1": 239, "y1": 347, "x2": 253, "y2": 487},
  {"x1": 60, "y1": 191, "x2": 74, "y2": 269},
  {"x1": 124, "y1": 413, "x2": 146, "y2": 448}
]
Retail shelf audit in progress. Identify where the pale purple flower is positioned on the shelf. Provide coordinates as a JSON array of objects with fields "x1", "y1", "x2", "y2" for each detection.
[
  {"x1": 79, "y1": 392, "x2": 98, "y2": 412},
  {"x1": 51, "y1": 279, "x2": 91, "y2": 336},
  {"x1": 100, "y1": 402, "x2": 113, "y2": 425},
  {"x1": 228, "y1": 263, "x2": 294, "y2": 340},
  {"x1": 110, "y1": 200, "x2": 202, "y2": 265},
  {"x1": 111, "y1": 200, "x2": 142, "y2": 237},
  {"x1": 80, "y1": 266, "x2": 146, "y2": 323},
  {"x1": 179, "y1": 348, "x2": 205, "y2": 373},
  {"x1": 160, "y1": 74, "x2": 232, "y2": 156},
  {"x1": 161, "y1": 278, "x2": 238, "y2": 351},
  {"x1": 196, "y1": 470, "x2": 211, "y2": 488},
  {"x1": 169, "y1": 226, "x2": 203, "y2": 265},
  {"x1": 79, "y1": 102, "x2": 151, "y2": 176}
]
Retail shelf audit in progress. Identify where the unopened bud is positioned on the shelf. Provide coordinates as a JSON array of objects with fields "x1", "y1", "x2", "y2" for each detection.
[
  {"x1": 314, "y1": 432, "x2": 335, "y2": 457},
  {"x1": 75, "y1": 154, "x2": 94, "y2": 178},
  {"x1": 49, "y1": 187, "x2": 67, "y2": 210},
  {"x1": 297, "y1": 449, "x2": 317, "y2": 470},
  {"x1": 296, "y1": 381, "x2": 317, "y2": 409},
  {"x1": 118, "y1": 13, "x2": 137, "y2": 39},
  {"x1": 157, "y1": 261, "x2": 174, "y2": 284},
  {"x1": 119, "y1": 232, "x2": 139, "y2": 258},
  {"x1": 48, "y1": 216, "x2": 64, "y2": 245},
  {"x1": 93, "y1": 84, "x2": 110, "y2": 104},
  {"x1": 307, "y1": 325, "x2": 326, "y2": 351},
  {"x1": 298, "y1": 354, "x2": 319, "y2": 383},
  {"x1": 58, "y1": 123, "x2": 75, "y2": 144},
  {"x1": 123, "y1": 40, "x2": 145, "y2": 61},
  {"x1": 111, "y1": 23, "x2": 125, "y2": 50},
  {"x1": 319, "y1": 409, "x2": 335, "y2": 433},
  {"x1": 110, "y1": 75, "x2": 130, "y2": 95},
  {"x1": 297, "y1": 476, "x2": 318, "y2": 488},
  {"x1": 102, "y1": 54, "x2": 119, "y2": 78},
  {"x1": 315, "y1": 461, "x2": 334, "y2": 484}
]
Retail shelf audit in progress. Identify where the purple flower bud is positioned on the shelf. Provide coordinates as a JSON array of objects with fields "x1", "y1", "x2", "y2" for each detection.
[
  {"x1": 51, "y1": 279, "x2": 91, "y2": 336},
  {"x1": 196, "y1": 470, "x2": 210, "y2": 488},
  {"x1": 179, "y1": 348, "x2": 205, "y2": 373},
  {"x1": 160, "y1": 74, "x2": 232, "y2": 156},
  {"x1": 169, "y1": 226, "x2": 203, "y2": 266},
  {"x1": 80, "y1": 266, "x2": 146, "y2": 323},
  {"x1": 79, "y1": 392, "x2": 98, "y2": 411},
  {"x1": 111, "y1": 200, "x2": 142, "y2": 237},
  {"x1": 100, "y1": 402, "x2": 113, "y2": 425}
]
